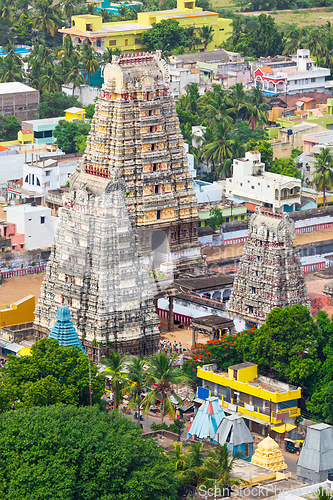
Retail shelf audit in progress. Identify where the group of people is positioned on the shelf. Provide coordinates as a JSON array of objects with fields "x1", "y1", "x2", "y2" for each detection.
[{"x1": 158, "y1": 339, "x2": 182, "y2": 355}]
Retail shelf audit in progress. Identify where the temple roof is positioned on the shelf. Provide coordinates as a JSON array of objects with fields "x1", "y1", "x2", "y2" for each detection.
[
  {"x1": 213, "y1": 415, "x2": 254, "y2": 446},
  {"x1": 48, "y1": 306, "x2": 85, "y2": 353},
  {"x1": 187, "y1": 396, "x2": 225, "y2": 439}
]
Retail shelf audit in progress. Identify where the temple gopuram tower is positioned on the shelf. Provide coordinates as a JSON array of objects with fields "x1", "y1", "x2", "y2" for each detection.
[
  {"x1": 228, "y1": 208, "x2": 310, "y2": 324},
  {"x1": 84, "y1": 51, "x2": 200, "y2": 268}
]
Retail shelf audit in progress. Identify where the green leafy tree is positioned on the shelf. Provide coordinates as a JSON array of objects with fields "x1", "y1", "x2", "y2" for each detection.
[
  {"x1": 100, "y1": 351, "x2": 128, "y2": 409},
  {"x1": 307, "y1": 381, "x2": 333, "y2": 423},
  {"x1": 39, "y1": 63, "x2": 64, "y2": 92},
  {"x1": 0, "y1": 55, "x2": 22, "y2": 83},
  {"x1": 65, "y1": 51, "x2": 84, "y2": 95},
  {"x1": 38, "y1": 91, "x2": 82, "y2": 118},
  {"x1": 0, "y1": 115, "x2": 21, "y2": 141},
  {"x1": 143, "y1": 352, "x2": 186, "y2": 423},
  {"x1": 0, "y1": 338, "x2": 104, "y2": 410},
  {"x1": 231, "y1": 120, "x2": 268, "y2": 144},
  {"x1": 206, "y1": 206, "x2": 225, "y2": 230},
  {"x1": 102, "y1": 46, "x2": 121, "y2": 64},
  {"x1": 53, "y1": 120, "x2": 90, "y2": 154},
  {"x1": 11, "y1": 14, "x2": 33, "y2": 44},
  {"x1": 201, "y1": 121, "x2": 234, "y2": 180},
  {"x1": 311, "y1": 147, "x2": 333, "y2": 207},
  {"x1": 271, "y1": 157, "x2": 302, "y2": 178},
  {"x1": 141, "y1": 19, "x2": 189, "y2": 54},
  {"x1": 0, "y1": 405, "x2": 178, "y2": 499}
]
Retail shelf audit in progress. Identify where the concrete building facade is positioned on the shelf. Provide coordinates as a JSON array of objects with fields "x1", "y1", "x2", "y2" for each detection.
[{"x1": 0, "y1": 82, "x2": 39, "y2": 123}]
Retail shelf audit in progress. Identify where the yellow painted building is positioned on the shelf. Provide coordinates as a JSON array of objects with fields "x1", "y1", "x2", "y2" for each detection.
[
  {"x1": 197, "y1": 362, "x2": 301, "y2": 430},
  {"x1": 0, "y1": 295, "x2": 35, "y2": 327},
  {"x1": 60, "y1": 0, "x2": 232, "y2": 53},
  {"x1": 65, "y1": 107, "x2": 86, "y2": 121}
]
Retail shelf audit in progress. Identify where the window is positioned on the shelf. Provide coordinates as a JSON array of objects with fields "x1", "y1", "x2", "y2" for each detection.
[
  {"x1": 153, "y1": 164, "x2": 157, "y2": 172},
  {"x1": 251, "y1": 185, "x2": 254, "y2": 189},
  {"x1": 32, "y1": 174, "x2": 34, "y2": 185},
  {"x1": 45, "y1": 170, "x2": 51, "y2": 176},
  {"x1": 36, "y1": 177, "x2": 40, "y2": 186},
  {"x1": 294, "y1": 80, "x2": 297, "y2": 84},
  {"x1": 25, "y1": 175, "x2": 28, "y2": 183},
  {"x1": 20, "y1": 244, "x2": 23, "y2": 249},
  {"x1": 44, "y1": 130, "x2": 52, "y2": 138},
  {"x1": 155, "y1": 185, "x2": 158, "y2": 194},
  {"x1": 135, "y1": 38, "x2": 140, "y2": 44},
  {"x1": 311, "y1": 77, "x2": 315, "y2": 82},
  {"x1": 125, "y1": 39, "x2": 128, "y2": 46},
  {"x1": 96, "y1": 39, "x2": 101, "y2": 47},
  {"x1": 151, "y1": 143, "x2": 155, "y2": 151},
  {"x1": 157, "y1": 210, "x2": 161, "y2": 220},
  {"x1": 249, "y1": 306, "x2": 253, "y2": 314},
  {"x1": 109, "y1": 40, "x2": 116, "y2": 46},
  {"x1": 252, "y1": 287, "x2": 255, "y2": 294},
  {"x1": 150, "y1": 126, "x2": 153, "y2": 133},
  {"x1": 256, "y1": 256, "x2": 259, "y2": 262},
  {"x1": 148, "y1": 110, "x2": 152, "y2": 116},
  {"x1": 12, "y1": 245, "x2": 15, "y2": 250},
  {"x1": 240, "y1": 182, "x2": 242, "y2": 186},
  {"x1": 40, "y1": 216, "x2": 45, "y2": 224},
  {"x1": 28, "y1": 218, "x2": 32, "y2": 221},
  {"x1": 254, "y1": 270, "x2": 258, "y2": 276},
  {"x1": 34, "y1": 131, "x2": 43, "y2": 139}
]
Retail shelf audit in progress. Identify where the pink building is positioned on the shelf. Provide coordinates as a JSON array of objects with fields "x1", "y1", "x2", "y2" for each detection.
[
  {"x1": 0, "y1": 221, "x2": 25, "y2": 251},
  {"x1": 302, "y1": 130, "x2": 333, "y2": 153}
]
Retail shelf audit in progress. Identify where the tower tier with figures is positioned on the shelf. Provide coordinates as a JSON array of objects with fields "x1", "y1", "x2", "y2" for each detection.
[
  {"x1": 83, "y1": 51, "x2": 200, "y2": 267},
  {"x1": 228, "y1": 208, "x2": 311, "y2": 324}
]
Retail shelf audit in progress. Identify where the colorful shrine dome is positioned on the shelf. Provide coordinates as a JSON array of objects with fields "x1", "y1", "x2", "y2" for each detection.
[
  {"x1": 187, "y1": 397, "x2": 225, "y2": 440},
  {"x1": 251, "y1": 436, "x2": 287, "y2": 471},
  {"x1": 48, "y1": 305, "x2": 85, "y2": 353}
]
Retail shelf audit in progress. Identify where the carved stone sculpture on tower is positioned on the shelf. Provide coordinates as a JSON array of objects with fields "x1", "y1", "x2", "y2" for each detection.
[{"x1": 228, "y1": 207, "x2": 311, "y2": 324}]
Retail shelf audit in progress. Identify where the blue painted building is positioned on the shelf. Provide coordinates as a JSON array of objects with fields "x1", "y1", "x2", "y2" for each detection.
[
  {"x1": 187, "y1": 396, "x2": 225, "y2": 440},
  {"x1": 48, "y1": 305, "x2": 85, "y2": 353},
  {"x1": 213, "y1": 415, "x2": 253, "y2": 461}
]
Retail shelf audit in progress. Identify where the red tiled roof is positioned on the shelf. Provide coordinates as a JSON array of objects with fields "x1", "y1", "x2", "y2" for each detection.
[
  {"x1": 0, "y1": 145, "x2": 8, "y2": 152},
  {"x1": 259, "y1": 66, "x2": 274, "y2": 73},
  {"x1": 17, "y1": 178, "x2": 23, "y2": 185},
  {"x1": 246, "y1": 203, "x2": 257, "y2": 212},
  {"x1": 21, "y1": 129, "x2": 32, "y2": 134},
  {"x1": 299, "y1": 97, "x2": 314, "y2": 103}
]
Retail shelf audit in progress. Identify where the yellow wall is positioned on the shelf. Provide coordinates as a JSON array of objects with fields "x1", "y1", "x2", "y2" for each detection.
[
  {"x1": 18, "y1": 131, "x2": 33, "y2": 144},
  {"x1": 73, "y1": 15, "x2": 103, "y2": 31},
  {"x1": 0, "y1": 295, "x2": 35, "y2": 327},
  {"x1": 197, "y1": 366, "x2": 301, "y2": 404},
  {"x1": 65, "y1": 109, "x2": 86, "y2": 121}
]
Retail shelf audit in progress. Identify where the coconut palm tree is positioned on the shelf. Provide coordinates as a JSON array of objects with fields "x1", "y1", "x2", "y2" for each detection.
[
  {"x1": 62, "y1": 0, "x2": 77, "y2": 27},
  {"x1": 100, "y1": 351, "x2": 128, "y2": 409},
  {"x1": 65, "y1": 52, "x2": 84, "y2": 95},
  {"x1": 227, "y1": 83, "x2": 254, "y2": 123},
  {"x1": 126, "y1": 356, "x2": 148, "y2": 424},
  {"x1": 40, "y1": 63, "x2": 63, "y2": 92},
  {"x1": 80, "y1": 41, "x2": 100, "y2": 85},
  {"x1": 5, "y1": 40, "x2": 21, "y2": 65},
  {"x1": 102, "y1": 47, "x2": 121, "y2": 65},
  {"x1": 33, "y1": 0, "x2": 62, "y2": 36},
  {"x1": 249, "y1": 86, "x2": 269, "y2": 128},
  {"x1": 198, "y1": 444, "x2": 243, "y2": 496},
  {"x1": 168, "y1": 442, "x2": 188, "y2": 471},
  {"x1": 198, "y1": 89, "x2": 233, "y2": 127},
  {"x1": 185, "y1": 25, "x2": 200, "y2": 51},
  {"x1": 63, "y1": 35, "x2": 75, "y2": 58},
  {"x1": 175, "y1": 442, "x2": 206, "y2": 487},
  {"x1": 0, "y1": 0, "x2": 14, "y2": 22},
  {"x1": 198, "y1": 25, "x2": 214, "y2": 51},
  {"x1": 0, "y1": 56, "x2": 23, "y2": 83},
  {"x1": 311, "y1": 147, "x2": 333, "y2": 207},
  {"x1": 201, "y1": 121, "x2": 234, "y2": 180},
  {"x1": 143, "y1": 352, "x2": 185, "y2": 424},
  {"x1": 118, "y1": 4, "x2": 131, "y2": 21}
]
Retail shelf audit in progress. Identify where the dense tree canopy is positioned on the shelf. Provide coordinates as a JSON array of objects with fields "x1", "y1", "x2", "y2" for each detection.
[
  {"x1": 0, "y1": 405, "x2": 178, "y2": 500},
  {"x1": 53, "y1": 119, "x2": 91, "y2": 153},
  {"x1": 0, "y1": 338, "x2": 104, "y2": 411},
  {"x1": 37, "y1": 91, "x2": 83, "y2": 119},
  {"x1": 0, "y1": 114, "x2": 21, "y2": 141}
]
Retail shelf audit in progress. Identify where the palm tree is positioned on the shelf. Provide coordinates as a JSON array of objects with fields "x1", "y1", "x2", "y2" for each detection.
[
  {"x1": 311, "y1": 147, "x2": 333, "y2": 207},
  {"x1": 117, "y1": 4, "x2": 131, "y2": 21},
  {"x1": 0, "y1": 56, "x2": 23, "y2": 83},
  {"x1": 62, "y1": 0, "x2": 76, "y2": 26},
  {"x1": 5, "y1": 40, "x2": 21, "y2": 65},
  {"x1": 143, "y1": 352, "x2": 186, "y2": 424},
  {"x1": 63, "y1": 35, "x2": 75, "y2": 58},
  {"x1": 185, "y1": 25, "x2": 200, "y2": 51},
  {"x1": 168, "y1": 442, "x2": 188, "y2": 471},
  {"x1": 175, "y1": 442, "x2": 206, "y2": 487},
  {"x1": 201, "y1": 121, "x2": 234, "y2": 180},
  {"x1": 198, "y1": 88, "x2": 233, "y2": 127},
  {"x1": 0, "y1": 0, "x2": 14, "y2": 22},
  {"x1": 65, "y1": 52, "x2": 84, "y2": 95},
  {"x1": 198, "y1": 25, "x2": 214, "y2": 51},
  {"x1": 100, "y1": 351, "x2": 128, "y2": 409},
  {"x1": 40, "y1": 63, "x2": 63, "y2": 92},
  {"x1": 198, "y1": 444, "x2": 243, "y2": 496},
  {"x1": 249, "y1": 86, "x2": 269, "y2": 128},
  {"x1": 33, "y1": 0, "x2": 62, "y2": 36},
  {"x1": 80, "y1": 41, "x2": 100, "y2": 85},
  {"x1": 126, "y1": 356, "x2": 148, "y2": 424},
  {"x1": 227, "y1": 83, "x2": 254, "y2": 122},
  {"x1": 102, "y1": 47, "x2": 121, "y2": 65}
]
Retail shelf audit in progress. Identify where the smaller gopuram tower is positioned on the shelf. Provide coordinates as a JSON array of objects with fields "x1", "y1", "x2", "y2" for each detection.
[{"x1": 228, "y1": 208, "x2": 310, "y2": 323}]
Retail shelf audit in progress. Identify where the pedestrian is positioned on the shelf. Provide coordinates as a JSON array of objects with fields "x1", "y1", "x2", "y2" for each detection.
[
  {"x1": 169, "y1": 344, "x2": 172, "y2": 355},
  {"x1": 158, "y1": 347, "x2": 160, "y2": 354}
]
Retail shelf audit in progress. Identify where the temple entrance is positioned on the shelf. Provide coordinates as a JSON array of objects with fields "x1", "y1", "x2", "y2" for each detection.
[{"x1": 151, "y1": 230, "x2": 168, "y2": 269}]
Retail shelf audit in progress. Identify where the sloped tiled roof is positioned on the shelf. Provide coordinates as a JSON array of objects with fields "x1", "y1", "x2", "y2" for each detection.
[{"x1": 187, "y1": 397, "x2": 225, "y2": 439}]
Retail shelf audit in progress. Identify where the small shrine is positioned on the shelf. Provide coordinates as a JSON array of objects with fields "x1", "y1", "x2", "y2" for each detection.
[
  {"x1": 48, "y1": 305, "x2": 85, "y2": 353},
  {"x1": 187, "y1": 396, "x2": 225, "y2": 440},
  {"x1": 213, "y1": 415, "x2": 254, "y2": 461},
  {"x1": 251, "y1": 436, "x2": 287, "y2": 471}
]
